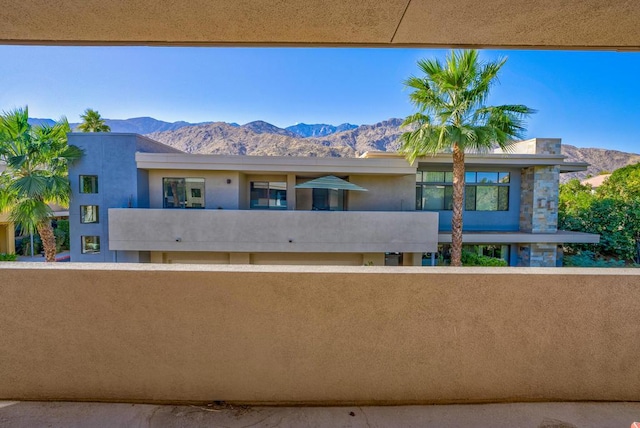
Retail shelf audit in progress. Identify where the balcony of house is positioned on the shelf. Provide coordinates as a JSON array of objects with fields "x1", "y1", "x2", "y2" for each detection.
[{"x1": 108, "y1": 208, "x2": 439, "y2": 254}]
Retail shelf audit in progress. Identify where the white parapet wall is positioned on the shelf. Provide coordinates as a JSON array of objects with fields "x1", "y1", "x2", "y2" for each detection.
[{"x1": 1, "y1": 264, "x2": 639, "y2": 404}]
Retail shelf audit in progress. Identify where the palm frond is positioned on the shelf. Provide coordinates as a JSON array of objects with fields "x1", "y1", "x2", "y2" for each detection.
[
  {"x1": 44, "y1": 175, "x2": 72, "y2": 205},
  {"x1": 10, "y1": 175, "x2": 48, "y2": 199},
  {"x1": 8, "y1": 198, "x2": 52, "y2": 235}
]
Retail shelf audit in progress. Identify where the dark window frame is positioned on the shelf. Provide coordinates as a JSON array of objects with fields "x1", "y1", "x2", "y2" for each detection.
[
  {"x1": 417, "y1": 170, "x2": 510, "y2": 212},
  {"x1": 80, "y1": 235, "x2": 100, "y2": 254},
  {"x1": 79, "y1": 175, "x2": 98, "y2": 194},
  {"x1": 80, "y1": 205, "x2": 99, "y2": 224}
]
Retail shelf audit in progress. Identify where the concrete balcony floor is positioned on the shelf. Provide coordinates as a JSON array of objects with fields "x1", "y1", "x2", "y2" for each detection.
[{"x1": 1, "y1": 401, "x2": 639, "y2": 428}]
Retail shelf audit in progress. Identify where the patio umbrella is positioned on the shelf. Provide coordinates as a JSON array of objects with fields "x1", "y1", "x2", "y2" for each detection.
[{"x1": 295, "y1": 175, "x2": 368, "y2": 191}]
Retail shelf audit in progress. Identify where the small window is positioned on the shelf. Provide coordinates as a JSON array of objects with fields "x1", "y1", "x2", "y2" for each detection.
[
  {"x1": 424, "y1": 171, "x2": 444, "y2": 183},
  {"x1": 80, "y1": 175, "x2": 98, "y2": 193},
  {"x1": 465, "y1": 172, "x2": 477, "y2": 183},
  {"x1": 80, "y1": 205, "x2": 99, "y2": 223},
  {"x1": 81, "y1": 236, "x2": 100, "y2": 254},
  {"x1": 416, "y1": 171, "x2": 453, "y2": 183},
  {"x1": 477, "y1": 172, "x2": 499, "y2": 183}
]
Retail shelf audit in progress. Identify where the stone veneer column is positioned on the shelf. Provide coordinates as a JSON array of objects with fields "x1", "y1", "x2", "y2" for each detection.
[
  {"x1": 517, "y1": 139, "x2": 561, "y2": 267},
  {"x1": 520, "y1": 165, "x2": 560, "y2": 234}
]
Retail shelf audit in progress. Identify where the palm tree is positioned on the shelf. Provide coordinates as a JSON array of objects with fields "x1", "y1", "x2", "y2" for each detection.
[
  {"x1": 78, "y1": 108, "x2": 110, "y2": 132},
  {"x1": 401, "y1": 50, "x2": 534, "y2": 266},
  {"x1": 0, "y1": 107, "x2": 83, "y2": 261}
]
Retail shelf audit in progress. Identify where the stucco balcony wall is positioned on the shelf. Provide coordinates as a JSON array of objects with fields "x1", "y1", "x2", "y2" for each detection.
[
  {"x1": 108, "y1": 208, "x2": 439, "y2": 253},
  {"x1": 1, "y1": 264, "x2": 639, "y2": 404}
]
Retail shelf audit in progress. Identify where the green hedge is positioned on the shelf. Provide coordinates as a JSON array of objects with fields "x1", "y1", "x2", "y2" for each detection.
[
  {"x1": 0, "y1": 253, "x2": 17, "y2": 261},
  {"x1": 563, "y1": 251, "x2": 629, "y2": 268},
  {"x1": 461, "y1": 250, "x2": 508, "y2": 267}
]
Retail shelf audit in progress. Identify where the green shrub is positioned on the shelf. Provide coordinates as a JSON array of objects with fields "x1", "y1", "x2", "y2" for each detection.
[
  {"x1": 56, "y1": 220, "x2": 70, "y2": 249},
  {"x1": 0, "y1": 253, "x2": 17, "y2": 261},
  {"x1": 461, "y1": 250, "x2": 508, "y2": 267},
  {"x1": 563, "y1": 251, "x2": 629, "y2": 268},
  {"x1": 54, "y1": 228, "x2": 66, "y2": 252}
]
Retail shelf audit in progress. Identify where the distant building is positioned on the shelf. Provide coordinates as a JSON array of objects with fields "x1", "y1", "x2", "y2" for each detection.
[
  {"x1": 67, "y1": 133, "x2": 599, "y2": 267},
  {"x1": 581, "y1": 173, "x2": 611, "y2": 189},
  {"x1": 0, "y1": 163, "x2": 15, "y2": 254},
  {"x1": 0, "y1": 211, "x2": 15, "y2": 255}
]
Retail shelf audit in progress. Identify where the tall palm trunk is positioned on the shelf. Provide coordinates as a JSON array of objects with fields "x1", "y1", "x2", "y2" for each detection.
[
  {"x1": 451, "y1": 143, "x2": 465, "y2": 266},
  {"x1": 36, "y1": 219, "x2": 57, "y2": 262}
]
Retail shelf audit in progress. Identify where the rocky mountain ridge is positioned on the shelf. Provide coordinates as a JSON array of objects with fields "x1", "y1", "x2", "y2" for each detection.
[
  {"x1": 286, "y1": 122, "x2": 358, "y2": 138},
  {"x1": 29, "y1": 116, "x2": 205, "y2": 134},
  {"x1": 30, "y1": 116, "x2": 639, "y2": 180}
]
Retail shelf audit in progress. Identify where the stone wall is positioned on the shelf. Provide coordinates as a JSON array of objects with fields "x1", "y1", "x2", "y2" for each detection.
[
  {"x1": 517, "y1": 242, "x2": 559, "y2": 267},
  {"x1": 517, "y1": 137, "x2": 563, "y2": 266}
]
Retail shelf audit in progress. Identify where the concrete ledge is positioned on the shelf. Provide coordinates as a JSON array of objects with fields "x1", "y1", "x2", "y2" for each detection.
[
  {"x1": 3, "y1": 401, "x2": 640, "y2": 428},
  {"x1": 1, "y1": 264, "x2": 639, "y2": 404}
]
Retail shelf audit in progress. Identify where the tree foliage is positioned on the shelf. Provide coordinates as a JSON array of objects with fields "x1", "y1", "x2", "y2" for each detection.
[
  {"x1": 598, "y1": 163, "x2": 640, "y2": 202},
  {"x1": 0, "y1": 107, "x2": 83, "y2": 261},
  {"x1": 78, "y1": 108, "x2": 110, "y2": 132},
  {"x1": 559, "y1": 164, "x2": 640, "y2": 264},
  {"x1": 400, "y1": 50, "x2": 534, "y2": 266}
]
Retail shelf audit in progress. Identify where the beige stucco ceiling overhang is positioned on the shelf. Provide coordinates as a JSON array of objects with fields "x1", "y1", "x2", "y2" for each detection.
[{"x1": 0, "y1": 0, "x2": 639, "y2": 49}]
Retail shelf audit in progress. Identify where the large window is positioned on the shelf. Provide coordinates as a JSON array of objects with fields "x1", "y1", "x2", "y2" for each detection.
[
  {"x1": 464, "y1": 171, "x2": 510, "y2": 211},
  {"x1": 163, "y1": 178, "x2": 205, "y2": 209},
  {"x1": 79, "y1": 175, "x2": 98, "y2": 193},
  {"x1": 415, "y1": 171, "x2": 453, "y2": 211},
  {"x1": 416, "y1": 170, "x2": 510, "y2": 211},
  {"x1": 250, "y1": 181, "x2": 287, "y2": 209},
  {"x1": 80, "y1": 205, "x2": 99, "y2": 223}
]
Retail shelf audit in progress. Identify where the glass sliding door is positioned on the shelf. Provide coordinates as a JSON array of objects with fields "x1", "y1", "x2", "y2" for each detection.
[
  {"x1": 250, "y1": 181, "x2": 287, "y2": 209},
  {"x1": 312, "y1": 188, "x2": 345, "y2": 211},
  {"x1": 163, "y1": 178, "x2": 205, "y2": 208}
]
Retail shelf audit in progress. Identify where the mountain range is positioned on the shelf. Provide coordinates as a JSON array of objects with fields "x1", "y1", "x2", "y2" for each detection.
[
  {"x1": 30, "y1": 116, "x2": 203, "y2": 134},
  {"x1": 30, "y1": 116, "x2": 639, "y2": 181}
]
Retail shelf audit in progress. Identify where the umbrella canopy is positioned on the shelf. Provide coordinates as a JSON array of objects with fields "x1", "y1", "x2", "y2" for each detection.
[{"x1": 295, "y1": 175, "x2": 368, "y2": 191}]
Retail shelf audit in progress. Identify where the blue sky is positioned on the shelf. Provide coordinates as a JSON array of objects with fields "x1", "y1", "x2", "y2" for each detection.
[{"x1": 0, "y1": 46, "x2": 638, "y2": 152}]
